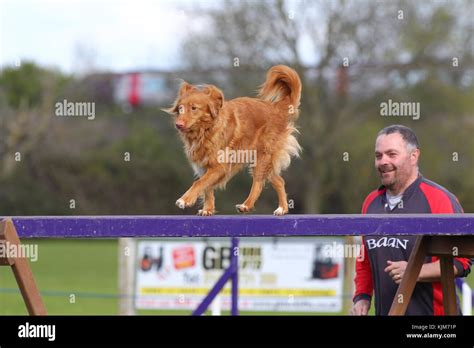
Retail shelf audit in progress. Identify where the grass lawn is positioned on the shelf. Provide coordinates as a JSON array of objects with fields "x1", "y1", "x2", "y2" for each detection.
[
  {"x1": 1, "y1": 239, "x2": 473, "y2": 315},
  {"x1": 0, "y1": 239, "x2": 118, "y2": 315}
]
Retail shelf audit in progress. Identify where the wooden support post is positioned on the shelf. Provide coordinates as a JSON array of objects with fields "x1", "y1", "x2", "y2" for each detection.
[
  {"x1": 0, "y1": 219, "x2": 47, "y2": 315},
  {"x1": 389, "y1": 236, "x2": 427, "y2": 315},
  {"x1": 439, "y1": 256, "x2": 457, "y2": 315},
  {"x1": 389, "y1": 235, "x2": 474, "y2": 316}
]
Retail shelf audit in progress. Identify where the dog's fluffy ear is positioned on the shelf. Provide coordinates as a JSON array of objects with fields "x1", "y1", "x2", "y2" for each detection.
[
  {"x1": 206, "y1": 85, "x2": 224, "y2": 118},
  {"x1": 161, "y1": 102, "x2": 179, "y2": 115},
  {"x1": 178, "y1": 81, "x2": 193, "y2": 97},
  {"x1": 161, "y1": 81, "x2": 193, "y2": 115}
]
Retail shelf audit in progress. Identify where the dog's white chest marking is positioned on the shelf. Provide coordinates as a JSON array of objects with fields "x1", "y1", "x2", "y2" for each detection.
[{"x1": 191, "y1": 163, "x2": 205, "y2": 177}]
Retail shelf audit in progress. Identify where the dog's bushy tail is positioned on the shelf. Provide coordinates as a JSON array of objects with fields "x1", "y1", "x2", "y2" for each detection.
[{"x1": 258, "y1": 65, "x2": 302, "y2": 119}]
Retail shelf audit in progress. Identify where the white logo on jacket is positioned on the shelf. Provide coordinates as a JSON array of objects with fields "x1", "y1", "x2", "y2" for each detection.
[{"x1": 366, "y1": 237, "x2": 409, "y2": 250}]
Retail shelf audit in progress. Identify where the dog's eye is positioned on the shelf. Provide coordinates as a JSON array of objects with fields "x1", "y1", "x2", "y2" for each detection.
[{"x1": 191, "y1": 106, "x2": 198, "y2": 111}]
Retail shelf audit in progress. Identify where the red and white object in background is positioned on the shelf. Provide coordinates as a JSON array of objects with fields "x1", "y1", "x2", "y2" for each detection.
[{"x1": 113, "y1": 72, "x2": 169, "y2": 107}]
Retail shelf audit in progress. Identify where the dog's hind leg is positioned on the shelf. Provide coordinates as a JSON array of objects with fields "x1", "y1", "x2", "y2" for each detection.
[
  {"x1": 236, "y1": 157, "x2": 270, "y2": 213},
  {"x1": 269, "y1": 175, "x2": 289, "y2": 216},
  {"x1": 197, "y1": 188, "x2": 215, "y2": 216}
]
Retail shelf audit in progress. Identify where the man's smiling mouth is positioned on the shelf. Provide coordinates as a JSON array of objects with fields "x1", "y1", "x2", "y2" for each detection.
[{"x1": 379, "y1": 168, "x2": 395, "y2": 174}]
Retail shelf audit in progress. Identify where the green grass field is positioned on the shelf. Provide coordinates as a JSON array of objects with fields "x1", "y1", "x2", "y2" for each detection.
[
  {"x1": 1, "y1": 240, "x2": 473, "y2": 315},
  {"x1": 0, "y1": 240, "x2": 118, "y2": 315}
]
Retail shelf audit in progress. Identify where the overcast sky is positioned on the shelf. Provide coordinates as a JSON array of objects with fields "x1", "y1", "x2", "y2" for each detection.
[{"x1": 0, "y1": 0, "x2": 210, "y2": 73}]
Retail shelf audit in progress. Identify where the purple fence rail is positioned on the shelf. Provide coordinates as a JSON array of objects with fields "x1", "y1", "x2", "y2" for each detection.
[
  {"x1": 5, "y1": 214, "x2": 474, "y2": 238},
  {"x1": 3, "y1": 214, "x2": 474, "y2": 315}
]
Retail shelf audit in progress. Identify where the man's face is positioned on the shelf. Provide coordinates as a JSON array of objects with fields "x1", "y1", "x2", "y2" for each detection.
[{"x1": 375, "y1": 133, "x2": 419, "y2": 192}]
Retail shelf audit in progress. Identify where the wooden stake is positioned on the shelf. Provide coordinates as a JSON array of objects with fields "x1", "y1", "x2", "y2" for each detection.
[{"x1": 0, "y1": 219, "x2": 47, "y2": 315}]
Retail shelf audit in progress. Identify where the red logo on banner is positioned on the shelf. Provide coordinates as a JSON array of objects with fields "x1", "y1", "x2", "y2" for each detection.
[{"x1": 172, "y1": 246, "x2": 195, "y2": 269}]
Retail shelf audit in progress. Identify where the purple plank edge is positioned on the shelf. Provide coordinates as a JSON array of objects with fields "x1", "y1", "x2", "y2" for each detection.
[{"x1": 0, "y1": 214, "x2": 473, "y2": 238}]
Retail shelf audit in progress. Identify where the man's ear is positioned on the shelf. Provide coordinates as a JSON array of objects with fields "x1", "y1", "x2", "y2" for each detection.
[
  {"x1": 161, "y1": 81, "x2": 192, "y2": 115},
  {"x1": 206, "y1": 85, "x2": 224, "y2": 118},
  {"x1": 411, "y1": 148, "x2": 420, "y2": 164}
]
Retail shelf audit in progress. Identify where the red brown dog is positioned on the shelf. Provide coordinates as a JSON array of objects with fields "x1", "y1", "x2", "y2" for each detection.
[{"x1": 163, "y1": 65, "x2": 302, "y2": 216}]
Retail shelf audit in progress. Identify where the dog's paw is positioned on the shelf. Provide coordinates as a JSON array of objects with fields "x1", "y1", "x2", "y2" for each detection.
[
  {"x1": 176, "y1": 198, "x2": 187, "y2": 209},
  {"x1": 235, "y1": 204, "x2": 250, "y2": 213},
  {"x1": 197, "y1": 209, "x2": 214, "y2": 216},
  {"x1": 273, "y1": 206, "x2": 288, "y2": 216}
]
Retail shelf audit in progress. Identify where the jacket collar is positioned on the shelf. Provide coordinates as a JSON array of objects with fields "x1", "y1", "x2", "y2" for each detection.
[{"x1": 379, "y1": 173, "x2": 423, "y2": 203}]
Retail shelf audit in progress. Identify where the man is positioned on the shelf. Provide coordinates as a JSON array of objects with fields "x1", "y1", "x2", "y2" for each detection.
[{"x1": 351, "y1": 125, "x2": 472, "y2": 316}]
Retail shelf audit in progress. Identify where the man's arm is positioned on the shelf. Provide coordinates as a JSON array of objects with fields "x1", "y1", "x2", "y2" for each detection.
[
  {"x1": 419, "y1": 257, "x2": 472, "y2": 281},
  {"x1": 385, "y1": 258, "x2": 471, "y2": 284},
  {"x1": 418, "y1": 260, "x2": 458, "y2": 282},
  {"x1": 410, "y1": 186, "x2": 473, "y2": 282}
]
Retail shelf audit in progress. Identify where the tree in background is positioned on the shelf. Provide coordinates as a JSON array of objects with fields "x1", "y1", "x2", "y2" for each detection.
[
  {"x1": 0, "y1": 62, "x2": 70, "y2": 178},
  {"x1": 179, "y1": 0, "x2": 474, "y2": 213},
  {"x1": 0, "y1": 0, "x2": 472, "y2": 215}
]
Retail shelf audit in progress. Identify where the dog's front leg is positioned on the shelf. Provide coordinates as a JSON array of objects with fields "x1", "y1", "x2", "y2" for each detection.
[{"x1": 176, "y1": 167, "x2": 224, "y2": 210}]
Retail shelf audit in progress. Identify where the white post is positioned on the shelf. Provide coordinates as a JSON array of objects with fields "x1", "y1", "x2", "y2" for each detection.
[
  {"x1": 462, "y1": 282, "x2": 472, "y2": 316},
  {"x1": 118, "y1": 238, "x2": 137, "y2": 315},
  {"x1": 211, "y1": 293, "x2": 222, "y2": 316}
]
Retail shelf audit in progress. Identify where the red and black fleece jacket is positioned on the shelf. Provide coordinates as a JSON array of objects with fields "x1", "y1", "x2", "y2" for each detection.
[{"x1": 354, "y1": 175, "x2": 472, "y2": 315}]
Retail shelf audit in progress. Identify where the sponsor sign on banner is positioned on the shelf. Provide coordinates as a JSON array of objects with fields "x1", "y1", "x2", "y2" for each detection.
[{"x1": 135, "y1": 238, "x2": 344, "y2": 312}]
